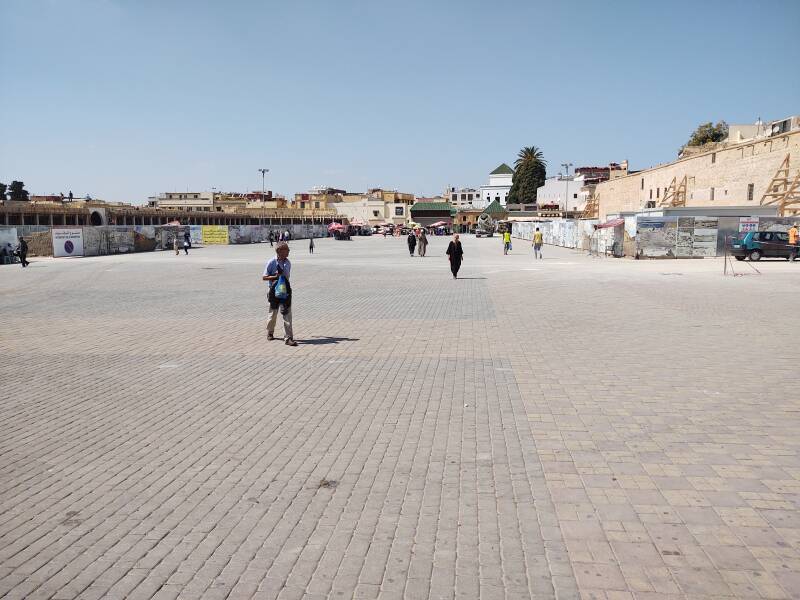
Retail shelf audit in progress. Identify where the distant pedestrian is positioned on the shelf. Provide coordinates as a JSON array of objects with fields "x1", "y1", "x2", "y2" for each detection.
[
  {"x1": 446, "y1": 234, "x2": 464, "y2": 279},
  {"x1": 183, "y1": 239, "x2": 189, "y2": 255},
  {"x1": 68, "y1": 190, "x2": 73, "y2": 202},
  {"x1": 173, "y1": 235, "x2": 179, "y2": 255},
  {"x1": 309, "y1": 236, "x2": 315, "y2": 254},
  {"x1": 503, "y1": 230, "x2": 511, "y2": 255},
  {"x1": 532, "y1": 227, "x2": 543, "y2": 259},
  {"x1": 789, "y1": 223, "x2": 798, "y2": 262},
  {"x1": 418, "y1": 229, "x2": 428, "y2": 257},
  {"x1": 269, "y1": 231, "x2": 274, "y2": 246},
  {"x1": 183, "y1": 230, "x2": 191, "y2": 249},
  {"x1": 262, "y1": 242, "x2": 297, "y2": 346},
  {"x1": 407, "y1": 231, "x2": 417, "y2": 257},
  {"x1": 285, "y1": 230, "x2": 291, "y2": 242},
  {"x1": 17, "y1": 237, "x2": 29, "y2": 267}
]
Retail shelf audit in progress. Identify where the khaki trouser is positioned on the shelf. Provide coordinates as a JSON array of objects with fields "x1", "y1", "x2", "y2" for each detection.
[{"x1": 267, "y1": 305, "x2": 293, "y2": 339}]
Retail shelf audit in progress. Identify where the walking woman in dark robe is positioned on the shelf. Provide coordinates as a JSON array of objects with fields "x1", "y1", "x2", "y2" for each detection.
[
  {"x1": 446, "y1": 234, "x2": 464, "y2": 279},
  {"x1": 407, "y1": 231, "x2": 417, "y2": 257}
]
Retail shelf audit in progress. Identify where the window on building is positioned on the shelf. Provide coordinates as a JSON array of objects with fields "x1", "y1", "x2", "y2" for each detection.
[
  {"x1": 656, "y1": 188, "x2": 660, "y2": 198},
  {"x1": 314, "y1": 202, "x2": 320, "y2": 209},
  {"x1": 395, "y1": 207, "x2": 403, "y2": 216},
  {"x1": 573, "y1": 193, "x2": 577, "y2": 199},
  {"x1": 649, "y1": 189, "x2": 653, "y2": 199},
  {"x1": 711, "y1": 153, "x2": 716, "y2": 164},
  {"x1": 645, "y1": 200, "x2": 656, "y2": 208},
  {"x1": 451, "y1": 194, "x2": 457, "y2": 202},
  {"x1": 641, "y1": 178, "x2": 644, "y2": 190},
  {"x1": 710, "y1": 187, "x2": 715, "y2": 201},
  {"x1": 747, "y1": 183, "x2": 754, "y2": 202},
  {"x1": 194, "y1": 194, "x2": 199, "y2": 198},
  {"x1": 461, "y1": 194, "x2": 466, "y2": 200},
  {"x1": 373, "y1": 210, "x2": 380, "y2": 217}
]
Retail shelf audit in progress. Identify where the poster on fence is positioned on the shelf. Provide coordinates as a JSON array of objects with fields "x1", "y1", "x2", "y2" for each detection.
[
  {"x1": 202, "y1": 225, "x2": 229, "y2": 245},
  {"x1": 692, "y1": 218, "x2": 718, "y2": 257},
  {"x1": 676, "y1": 217, "x2": 694, "y2": 257},
  {"x1": 637, "y1": 218, "x2": 677, "y2": 257},
  {"x1": 52, "y1": 228, "x2": 85, "y2": 257},
  {"x1": 739, "y1": 217, "x2": 759, "y2": 233}
]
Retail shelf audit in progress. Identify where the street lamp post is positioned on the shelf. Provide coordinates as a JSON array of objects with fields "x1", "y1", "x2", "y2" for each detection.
[
  {"x1": 561, "y1": 162, "x2": 573, "y2": 217},
  {"x1": 258, "y1": 168, "x2": 269, "y2": 226}
]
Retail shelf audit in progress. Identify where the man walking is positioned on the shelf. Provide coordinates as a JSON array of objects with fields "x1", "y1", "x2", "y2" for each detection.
[
  {"x1": 269, "y1": 231, "x2": 274, "y2": 247},
  {"x1": 17, "y1": 237, "x2": 29, "y2": 267},
  {"x1": 503, "y1": 230, "x2": 511, "y2": 255},
  {"x1": 532, "y1": 227, "x2": 543, "y2": 259},
  {"x1": 309, "y1": 236, "x2": 315, "y2": 254},
  {"x1": 407, "y1": 230, "x2": 417, "y2": 257},
  {"x1": 789, "y1": 223, "x2": 798, "y2": 262},
  {"x1": 262, "y1": 242, "x2": 297, "y2": 346}
]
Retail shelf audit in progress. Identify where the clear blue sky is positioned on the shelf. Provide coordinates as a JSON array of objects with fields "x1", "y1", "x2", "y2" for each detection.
[{"x1": 2, "y1": 0, "x2": 798, "y2": 204}]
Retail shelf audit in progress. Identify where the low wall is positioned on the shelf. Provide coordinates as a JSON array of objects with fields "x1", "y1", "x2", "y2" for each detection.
[
  {"x1": 512, "y1": 215, "x2": 791, "y2": 258},
  {"x1": 0, "y1": 224, "x2": 332, "y2": 258},
  {"x1": 512, "y1": 220, "x2": 599, "y2": 250}
]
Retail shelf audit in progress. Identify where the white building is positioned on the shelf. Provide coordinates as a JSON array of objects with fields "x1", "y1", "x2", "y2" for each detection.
[
  {"x1": 478, "y1": 164, "x2": 514, "y2": 208},
  {"x1": 446, "y1": 187, "x2": 481, "y2": 209},
  {"x1": 535, "y1": 175, "x2": 588, "y2": 213}
]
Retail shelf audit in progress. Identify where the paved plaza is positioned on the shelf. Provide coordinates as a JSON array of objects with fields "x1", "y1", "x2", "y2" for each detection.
[{"x1": 1, "y1": 236, "x2": 799, "y2": 600}]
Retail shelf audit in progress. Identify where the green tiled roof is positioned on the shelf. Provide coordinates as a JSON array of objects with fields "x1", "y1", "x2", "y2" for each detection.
[
  {"x1": 490, "y1": 163, "x2": 514, "y2": 175},
  {"x1": 482, "y1": 199, "x2": 507, "y2": 215},
  {"x1": 411, "y1": 202, "x2": 452, "y2": 212}
]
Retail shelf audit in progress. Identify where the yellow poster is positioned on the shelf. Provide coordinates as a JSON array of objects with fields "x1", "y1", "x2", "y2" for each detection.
[{"x1": 202, "y1": 225, "x2": 229, "y2": 245}]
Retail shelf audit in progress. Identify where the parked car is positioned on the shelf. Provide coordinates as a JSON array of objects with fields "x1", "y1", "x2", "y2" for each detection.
[{"x1": 730, "y1": 231, "x2": 794, "y2": 261}]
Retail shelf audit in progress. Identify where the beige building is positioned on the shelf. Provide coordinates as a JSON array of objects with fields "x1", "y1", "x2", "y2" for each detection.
[
  {"x1": 597, "y1": 129, "x2": 800, "y2": 219},
  {"x1": 294, "y1": 188, "x2": 344, "y2": 210},
  {"x1": 149, "y1": 191, "x2": 289, "y2": 214},
  {"x1": 148, "y1": 192, "x2": 215, "y2": 212},
  {"x1": 331, "y1": 188, "x2": 415, "y2": 226}
]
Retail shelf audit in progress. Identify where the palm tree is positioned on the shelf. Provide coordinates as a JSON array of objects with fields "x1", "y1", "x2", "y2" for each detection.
[
  {"x1": 508, "y1": 146, "x2": 548, "y2": 205},
  {"x1": 514, "y1": 146, "x2": 547, "y2": 171}
]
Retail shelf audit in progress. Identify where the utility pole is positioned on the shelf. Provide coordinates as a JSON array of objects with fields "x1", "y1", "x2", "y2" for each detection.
[
  {"x1": 561, "y1": 162, "x2": 573, "y2": 218},
  {"x1": 258, "y1": 168, "x2": 269, "y2": 226}
]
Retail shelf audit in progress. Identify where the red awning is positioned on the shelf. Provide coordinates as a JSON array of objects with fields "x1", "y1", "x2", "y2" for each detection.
[{"x1": 597, "y1": 218, "x2": 624, "y2": 229}]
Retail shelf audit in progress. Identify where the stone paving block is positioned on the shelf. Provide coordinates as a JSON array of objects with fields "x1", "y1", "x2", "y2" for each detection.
[{"x1": 2, "y1": 239, "x2": 799, "y2": 599}]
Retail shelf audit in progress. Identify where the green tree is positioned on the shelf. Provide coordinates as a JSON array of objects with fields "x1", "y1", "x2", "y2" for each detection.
[
  {"x1": 507, "y1": 146, "x2": 547, "y2": 205},
  {"x1": 0, "y1": 183, "x2": 7, "y2": 201},
  {"x1": 687, "y1": 121, "x2": 729, "y2": 147},
  {"x1": 8, "y1": 181, "x2": 30, "y2": 202}
]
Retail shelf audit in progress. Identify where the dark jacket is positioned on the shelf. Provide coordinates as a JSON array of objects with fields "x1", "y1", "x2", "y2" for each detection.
[
  {"x1": 446, "y1": 241, "x2": 463, "y2": 260},
  {"x1": 407, "y1": 233, "x2": 417, "y2": 247}
]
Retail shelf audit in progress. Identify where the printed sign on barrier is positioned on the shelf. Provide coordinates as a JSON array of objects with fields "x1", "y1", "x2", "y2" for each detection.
[
  {"x1": 52, "y1": 228, "x2": 85, "y2": 257},
  {"x1": 202, "y1": 225, "x2": 229, "y2": 245}
]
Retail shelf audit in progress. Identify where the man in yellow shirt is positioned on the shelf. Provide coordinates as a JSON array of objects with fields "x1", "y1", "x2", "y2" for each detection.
[
  {"x1": 503, "y1": 230, "x2": 511, "y2": 255},
  {"x1": 532, "y1": 227, "x2": 543, "y2": 259},
  {"x1": 789, "y1": 223, "x2": 798, "y2": 262}
]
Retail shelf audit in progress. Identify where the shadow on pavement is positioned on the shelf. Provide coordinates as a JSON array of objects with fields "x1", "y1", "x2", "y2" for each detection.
[{"x1": 298, "y1": 336, "x2": 360, "y2": 345}]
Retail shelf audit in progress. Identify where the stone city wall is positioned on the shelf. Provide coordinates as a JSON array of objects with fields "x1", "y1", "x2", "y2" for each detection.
[{"x1": 596, "y1": 130, "x2": 800, "y2": 219}]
